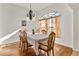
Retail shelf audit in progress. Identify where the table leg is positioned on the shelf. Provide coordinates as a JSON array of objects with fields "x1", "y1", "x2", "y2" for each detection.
[{"x1": 35, "y1": 41, "x2": 39, "y2": 55}]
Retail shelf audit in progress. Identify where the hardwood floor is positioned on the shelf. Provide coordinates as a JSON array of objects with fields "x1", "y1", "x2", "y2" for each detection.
[{"x1": 0, "y1": 42, "x2": 78, "y2": 56}]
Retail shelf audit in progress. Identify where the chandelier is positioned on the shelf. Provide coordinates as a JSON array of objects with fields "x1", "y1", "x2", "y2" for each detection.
[{"x1": 27, "y1": 3, "x2": 35, "y2": 20}]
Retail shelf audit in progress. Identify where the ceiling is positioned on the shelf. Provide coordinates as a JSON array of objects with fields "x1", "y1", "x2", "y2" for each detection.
[
  {"x1": 68, "y1": 3, "x2": 79, "y2": 9},
  {"x1": 14, "y1": 3, "x2": 53, "y2": 12},
  {"x1": 14, "y1": 3, "x2": 79, "y2": 12}
]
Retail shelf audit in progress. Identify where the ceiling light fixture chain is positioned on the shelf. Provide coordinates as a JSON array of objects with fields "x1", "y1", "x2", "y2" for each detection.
[{"x1": 30, "y1": 3, "x2": 31, "y2": 10}]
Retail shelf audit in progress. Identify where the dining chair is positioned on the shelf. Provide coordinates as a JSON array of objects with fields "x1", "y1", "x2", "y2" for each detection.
[
  {"x1": 19, "y1": 30, "x2": 33, "y2": 55},
  {"x1": 42, "y1": 30, "x2": 47, "y2": 34},
  {"x1": 38, "y1": 32, "x2": 56, "y2": 56}
]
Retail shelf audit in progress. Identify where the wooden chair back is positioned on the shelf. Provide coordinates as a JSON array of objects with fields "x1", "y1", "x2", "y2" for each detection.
[
  {"x1": 19, "y1": 30, "x2": 28, "y2": 48},
  {"x1": 42, "y1": 30, "x2": 47, "y2": 34},
  {"x1": 22, "y1": 31, "x2": 28, "y2": 43},
  {"x1": 47, "y1": 32, "x2": 55, "y2": 50}
]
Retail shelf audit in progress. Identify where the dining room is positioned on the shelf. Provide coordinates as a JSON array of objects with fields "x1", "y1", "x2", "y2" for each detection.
[{"x1": 0, "y1": 3, "x2": 79, "y2": 56}]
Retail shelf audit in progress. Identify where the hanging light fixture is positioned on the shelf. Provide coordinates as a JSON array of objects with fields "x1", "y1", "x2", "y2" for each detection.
[{"x1": 27, "y1": 3, "x2": 35, "y2": 20}]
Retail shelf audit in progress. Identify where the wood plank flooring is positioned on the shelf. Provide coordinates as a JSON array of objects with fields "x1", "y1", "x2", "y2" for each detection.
[{"x1": 0, "y1": 42, "x2": 78, "y2": 56}]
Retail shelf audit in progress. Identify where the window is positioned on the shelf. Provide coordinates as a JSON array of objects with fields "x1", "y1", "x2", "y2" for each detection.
[
  {"x1": 41, "y1": 20, "x2": 46, "y2": 30},
  {"x1": 38, "y1": 11, "x2": 60, "y2": 37}
]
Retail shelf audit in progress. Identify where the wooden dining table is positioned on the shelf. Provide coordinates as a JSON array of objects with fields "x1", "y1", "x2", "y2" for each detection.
[{"x1": 27, "y1": 33, "x2": 48, "y2": 55}]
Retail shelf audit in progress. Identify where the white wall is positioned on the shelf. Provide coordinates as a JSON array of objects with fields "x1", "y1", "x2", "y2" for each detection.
[
  {"x1": 0, "y1": 4, "x2": 38, "y2": 44},
  {"x1": 37, "y1": 3, "x2": 73, "y2": 48},
  {"x1": 26, "y1": 20, "x2": 38, "y2": 32},
  {"x1": 0, "y1": 4, "x2": 27, "y2": 38},
  {"x1": 73, "y1": 8, "x2": 79, "y2": 51},
  {"x1": 0, "y1": 5, "x2": 3, "y2": 38},
  {"x1": 0, "y1": 4, "x2": 27, "y2": 44}
]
